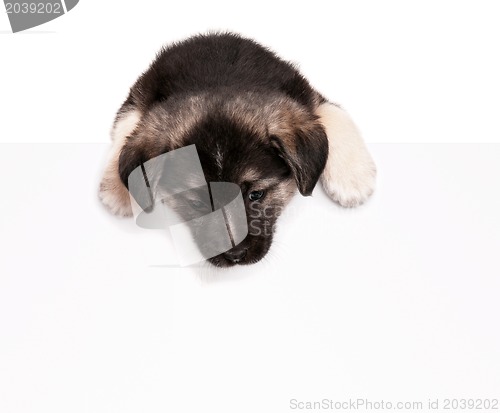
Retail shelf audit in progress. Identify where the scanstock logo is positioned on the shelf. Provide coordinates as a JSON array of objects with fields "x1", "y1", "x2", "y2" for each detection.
[
  {"x1": 4, "y1": 0, "x2": 79, "y2": 32},
  {"x1": 127, "y1": 145, "x2": 249, "y2": 266}
]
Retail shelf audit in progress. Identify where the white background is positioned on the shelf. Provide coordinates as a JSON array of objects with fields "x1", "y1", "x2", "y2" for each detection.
[
  {"x1": 1, "y1": 0, "x2": 500, "y2": 144},
  {"x1": 1, "y1": 2, "x2": 500, "y2": 413}
]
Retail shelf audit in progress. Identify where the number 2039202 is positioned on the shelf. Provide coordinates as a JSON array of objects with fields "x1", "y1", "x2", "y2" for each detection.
[{"x1": 5, "y1": 3, "x2": 62, "y2": 14}]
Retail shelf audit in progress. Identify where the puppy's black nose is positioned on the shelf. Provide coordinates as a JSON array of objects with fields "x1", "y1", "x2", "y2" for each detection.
[{"x1": 223, "y1": 248, "x2": 247, "y2": 263}]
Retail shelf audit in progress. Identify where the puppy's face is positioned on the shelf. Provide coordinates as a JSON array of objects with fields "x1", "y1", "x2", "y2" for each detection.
[
  {"x1": 182, "y1": 117, "x2": 296, "y2": 266},
  {"x1": 119, "y1": 98, "x2": 328, "y2": 267}
]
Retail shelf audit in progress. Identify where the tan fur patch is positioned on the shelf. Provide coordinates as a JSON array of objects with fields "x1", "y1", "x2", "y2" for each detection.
[
  {"x1": 316, "y1": 102, "x2": 376, "y2": 207},
  {"x1": 99, "y1": 109, "x2": 143, "y2": 216}
]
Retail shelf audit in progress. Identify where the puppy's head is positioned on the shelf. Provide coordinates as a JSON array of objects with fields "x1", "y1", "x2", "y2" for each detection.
[{"x1": 119, "y1": 95, "x2": 328, "y2": 267}]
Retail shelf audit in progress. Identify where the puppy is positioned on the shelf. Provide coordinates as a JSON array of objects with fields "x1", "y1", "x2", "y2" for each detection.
[{"x1": 99, "y1": 33, "x2": 376, "y2": 267}]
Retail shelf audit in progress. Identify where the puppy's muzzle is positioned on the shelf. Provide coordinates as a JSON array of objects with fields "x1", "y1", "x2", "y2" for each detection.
[{"x1": 223, "y1": 247, "x2": 248, "y2": 263}]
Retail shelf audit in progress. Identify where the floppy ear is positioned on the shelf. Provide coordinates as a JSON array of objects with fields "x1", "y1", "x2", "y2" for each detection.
[
  {"x1": 118, "y1": 143, "x2": 155, "y2": 213},
  {"x1": 270, "y1": 120, "x2": 328, "y2": 196}
]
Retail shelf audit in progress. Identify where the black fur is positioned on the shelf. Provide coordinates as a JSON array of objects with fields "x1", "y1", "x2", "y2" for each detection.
[
  {"x1": 117, "y1": 33, "x2": 330, "y2": 266},
  {"x1": 127, "y1": 32, "x2": 322, "y2": 112}
]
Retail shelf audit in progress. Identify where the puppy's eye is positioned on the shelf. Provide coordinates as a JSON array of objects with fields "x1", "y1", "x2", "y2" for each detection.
[
  {"x1": 188, "y1": 199, "x2": 209, "y2": 211},
  {"x1": 249, "y1": 190, "x2": 265, "y2": 201}
]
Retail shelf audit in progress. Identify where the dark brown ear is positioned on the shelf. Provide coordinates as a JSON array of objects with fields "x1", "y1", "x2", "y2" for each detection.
[
  {"x1": 118, "y1": 143, "x2": 155, "y2": 213},
  {"x1": 270, "y1": 121, "x2": 328, "y2": 196}
]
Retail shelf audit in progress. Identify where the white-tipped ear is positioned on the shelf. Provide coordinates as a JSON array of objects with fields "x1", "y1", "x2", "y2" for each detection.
[{"x1": 316, "y1": 103, "x2": 376, "y2": 207}]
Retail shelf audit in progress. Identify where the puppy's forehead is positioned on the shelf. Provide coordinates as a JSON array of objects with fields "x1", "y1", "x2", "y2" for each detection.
[
  {"x1": 199, "y1": 144, "x2": 286, "y2": 184},
  {"x1": 181, "y1": 115, "x2": 286, "y2": 184}
]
